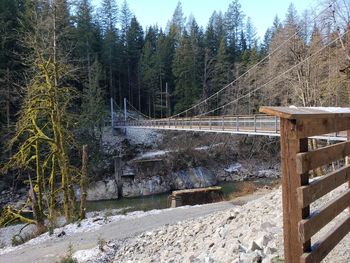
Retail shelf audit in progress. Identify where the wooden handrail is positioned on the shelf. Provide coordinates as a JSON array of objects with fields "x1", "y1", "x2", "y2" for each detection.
[{"x1": 260, "y1": 106, "x2": 350, "y2": 263}]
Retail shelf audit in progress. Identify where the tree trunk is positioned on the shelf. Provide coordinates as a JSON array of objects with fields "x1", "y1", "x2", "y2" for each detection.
[{"x1": 80, "y1": 145, "x2": 88, "y2": 220}]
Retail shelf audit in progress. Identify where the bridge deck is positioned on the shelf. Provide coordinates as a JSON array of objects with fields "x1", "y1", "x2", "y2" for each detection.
[{"x1": 114, "y1": 115, "x2": 347, "y2": 141}]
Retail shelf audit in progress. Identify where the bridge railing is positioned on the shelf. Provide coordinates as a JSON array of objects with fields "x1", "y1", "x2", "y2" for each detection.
[
  {"x1": 260, "y1": 106, "x2": 350, "y2": 263},
  {"x1": 115, "y1": 114, "x2": 280, "y2": 135}
]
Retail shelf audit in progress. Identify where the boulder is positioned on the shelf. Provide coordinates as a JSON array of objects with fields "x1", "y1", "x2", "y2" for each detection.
[
  {"x1": 172, "y1": 167, "x2": 217, "y2": 189},
  {"x1": 87, "y1": 180, "x2": 118, "y2": 201},
  {"x1": 122, "y1": 176, "x2": 171, "y2": 197}
]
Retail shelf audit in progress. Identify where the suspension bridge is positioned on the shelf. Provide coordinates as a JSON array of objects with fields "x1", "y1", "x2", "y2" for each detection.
[
  {"x1": 110, "y1": 1, "x2": 350, "y2": 262},
  {"x1": 113, "y1": 105, "x2": 348, "y2": 141},
  {"x1": 111, "y1": 0, "x2": 349, "y2": 143}
]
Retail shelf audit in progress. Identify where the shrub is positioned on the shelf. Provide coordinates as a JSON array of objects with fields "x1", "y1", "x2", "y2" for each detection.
[
  {"x1": 59, "y1": 244, "x2": 78, "y2": 263},
  {"x1": 11, "y1": 232, "x2": 37, "y2": 247},
  {"x1": 97, "y1": 236, "x2": 107, "y2": 251}
]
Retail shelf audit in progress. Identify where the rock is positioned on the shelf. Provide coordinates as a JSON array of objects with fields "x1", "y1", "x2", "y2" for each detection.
[
  {"x1": 57, "y1": 231, "x2": 66, "y2": 237},
  {"x1": 87, "y1": 180, "x2": 119, "y2": 201},
  {"x1": 241, "y1": 251, "x2": 262, "y2": 263},
  {"x1": 122, "y1": 176, "x2": 171, "y2": 197},
  {"x1": 263, "y1": 246, "x2": 277, "y2": 255},
  {"x1": 257, "y1": 170, "x2": 279, "y2": 179},
  {"x1": 0, "y1": 181, "x2": 7, "y2": 194},
  {"x1": 255, "y1": 234, "x2": 271, "y2": 248},
  {"x1": 249, "y1": 241, "x2": 262, "y2": 252},
  {"x1": 204, "y1": 256, "x2": 214, "y2": 263},
  {"x1": 172, "y1": 167, "x2": 217, "y2": 189}
]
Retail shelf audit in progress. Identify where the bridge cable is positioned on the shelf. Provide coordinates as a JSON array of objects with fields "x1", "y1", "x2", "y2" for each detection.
[
  {"x1": 168, "y1": 0, "x2": 337, "y2": 119},
  {"x1": 194, "y1": 28, "x2": 350, "y2": 117},
  {"x1": 126, "y1": 99, "x2": 151, "y2": 119}
]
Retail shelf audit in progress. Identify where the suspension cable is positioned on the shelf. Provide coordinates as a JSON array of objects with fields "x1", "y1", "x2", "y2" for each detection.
[
  {"x1": 194, "y1": 28, "x2": 350, "y2": 117},
  {"x1": 168, "y1": 0, "x2": 337, "y2": 119}
]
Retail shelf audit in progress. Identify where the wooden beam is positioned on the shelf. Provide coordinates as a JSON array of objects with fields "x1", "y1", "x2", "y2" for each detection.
[
  {"x1": 296, "y1": 141, "x2": 350, "y2": 174},
  {"x1": 295, "y1": 117, "x2": 350, "y2": 139},
  {"x1": 347, "y1": 131, "x2": 350, "y2": 213},
  {"x1": 297, "y1": 165, "x2": 350, "y2": 208},
  {"x1": 299, "y1": 189, "x2": 350, "y2": 242},
  {"x1": 280, "y1": 119, "x2": 310, "y2": 263},
  {"x1": 260, "y1": 106, "x2": 350, "y2": 120},
  {"x1": 300, "y1": 214, "x2": 350, "y2": 263}
]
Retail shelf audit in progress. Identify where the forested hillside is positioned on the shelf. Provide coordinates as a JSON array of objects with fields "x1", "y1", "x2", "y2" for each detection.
[
  {"x1": 0, "y1": 0, "x2": 349, "y2": 243},
  {"x1": 1, "y1": 0, "x2": 350, "y2": 145},
  {"x1": 0, "y1": 0, "x2": 349, "y2": 168}
]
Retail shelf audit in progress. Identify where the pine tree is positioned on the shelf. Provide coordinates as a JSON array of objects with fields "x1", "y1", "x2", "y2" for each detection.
[
  {"x1": 141, "y1": 26, "x2": 159, "y2": 116},
  {"x1": 245, "y1": 17, "x2": 257, "y2": 50},
  {"x1": 74, "y1": 0, "x2": 102, "y2": 93},
  {"x1": 225, "y1": 0, "x2": 244, "y2": 62},
  {"x1": 0, "y1": 0, "x2": 24, "y2": 160},
  {"x1": 119, "y1": 0, "x2": 133, "y2": 105},
  {"x1": 172, "y1": 26, "x2": 203, "y2": 114},
  {"x1": 168, "y1": 1, "x2": 185, "y2": 44},
  {"x1": 212, "y1": 37, "x2": 232, "y2": 97},
  {"x1": 100, "y1": 0, "x2": 118, "y2": 101},
  {"x1": 81, "y1": 58, "x2": 106, "y2": 139},
  {"x1": 203, "y1": 11, "x2": 226, "y2": 101},
  {"x1": 126, "y1": 16, "x2": 144, "y2": 107},
  {"x1": 156, "y1": 30, "x2": 176, "y2": 116}
]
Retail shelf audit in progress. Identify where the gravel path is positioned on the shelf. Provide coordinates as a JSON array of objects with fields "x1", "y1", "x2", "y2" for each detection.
[
  {"x1": 3, "y1": 184, "x2": 349, "y2": 263},
  {"x1": 0, "y1": 201, "x2": 236, "y2": 263},
  {"x1": 109, "y1": 184, "x2": 350, "y2": 263}
]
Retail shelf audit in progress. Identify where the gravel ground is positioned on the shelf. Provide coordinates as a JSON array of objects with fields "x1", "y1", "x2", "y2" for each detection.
[
  {"x1": 2, "y1": 184, "x2": 349, "y2": 263},
  {"x1": 0, "y1": 202, "x2": 235, "y2": 263},
  {"x1": 108, "y1": 184, "x2": 350, "y2": 263}
]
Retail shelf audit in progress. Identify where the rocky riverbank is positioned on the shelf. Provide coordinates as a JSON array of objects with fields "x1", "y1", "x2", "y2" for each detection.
[
  {"x1": 75, "y1": 183, "x2": 350, "y2": 263},
  {"x1": 85, "y1": 162, "x2": 279, "y2": 200},
  {"x1": 84, "y1": 127, "x2": 280, "y2": 200}
]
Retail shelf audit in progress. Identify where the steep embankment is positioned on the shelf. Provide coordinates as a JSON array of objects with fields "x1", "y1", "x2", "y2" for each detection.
[
  {"x1": 0, "y1": 201, "x2": 235, "y2": 263},
  {"x1": 109, "y1": 184, "x2": 350, "y2": 263},
  {"x1": 70, "y1": 184, "x2": 350, "y2": 263}
]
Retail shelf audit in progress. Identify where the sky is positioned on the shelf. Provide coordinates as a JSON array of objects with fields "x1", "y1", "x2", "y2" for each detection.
[{"x1": 92, "y1": 0, "x2": 318, "y2": 40}]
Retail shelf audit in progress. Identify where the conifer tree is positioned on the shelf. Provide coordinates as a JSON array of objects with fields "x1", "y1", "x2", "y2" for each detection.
[
  {"x1": 172, "y1": 26, "x2": 203, "y2": 114},
  {"x1": 100, "y1": 0, "x2": 118, "y2": 101},
  {"x1": 140, "y1": 27, "x2": 159, "y2": 116},
  {"x1": 126, "y1": 17, "x2": 144, "y2": 106}
]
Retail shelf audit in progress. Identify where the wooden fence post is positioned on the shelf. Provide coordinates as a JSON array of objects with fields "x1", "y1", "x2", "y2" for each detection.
[
  {"x1": 347, "y1": 131, "x2": 350, "y2": 213},
  {"x1": 280, "y1": 119, "x2": 310, "y2": 263}
]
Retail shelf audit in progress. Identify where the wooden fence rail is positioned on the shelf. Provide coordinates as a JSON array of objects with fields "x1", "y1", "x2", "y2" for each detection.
[{"x1": 260, "y1": 106, "x2": 350, "y2": 263}]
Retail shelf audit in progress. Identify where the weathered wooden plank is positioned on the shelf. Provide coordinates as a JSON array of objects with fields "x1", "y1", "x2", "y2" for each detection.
[
  {"x1": 300, "y1": 214, "x2": 350, "y2": 263},
  {"x1": 296, "y1": 141, "x2": 350, "y2": 174},
  {"x1": 347, "y1": 131, "x2": 350, "y2": 213},
  {"x1": 299, "y1": 189, "x2": 350, "y2": 242},
  {"x1": 260, "y1": 106, "x2": 350, "y2": 120},
  {"x1": 297, "y1": 165, "x2": 350, "y2": 208},
  {"x1": 295, "y1": 117, "x2": 350, "y2": 139},
  {"x1": 280, "y1": 119, "x2": 310, "y2": 263}
]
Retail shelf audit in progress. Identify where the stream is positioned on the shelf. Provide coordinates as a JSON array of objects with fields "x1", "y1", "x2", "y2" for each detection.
[{"x1": 86, "y1": 178, "x2": 279, "y2": 213}]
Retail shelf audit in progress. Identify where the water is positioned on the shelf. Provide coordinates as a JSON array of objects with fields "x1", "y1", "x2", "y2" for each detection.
[
  {"x1": 86, "y1": 178, "x2": 280, "y2": 213},
  {"x1": 86, "y1": 193, "x2": 170, "y2": 213}
]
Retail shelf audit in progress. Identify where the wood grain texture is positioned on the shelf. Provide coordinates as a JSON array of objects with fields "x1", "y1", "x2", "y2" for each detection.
[
  {"x1": 297, "y1": 165, "x2": 350, "y2": 208},
  {"x1": 260, "y1": 106, "x2": 350, "y2": 120},
  {"x1": 280, "y1": 119, "x2": 310, "y2": 263},
  {"x1": 295, "y1": 118, "x2": 350, "y2": 139},
  {"x1": 299, "y1": 189, "x2": 350, "y2": 242},
  {"x1": 296, "y1": 141, "x2": 350, "y2": 174},
  {"x1": 300, "y1": 214, "x2": 350, "y2": 263}
]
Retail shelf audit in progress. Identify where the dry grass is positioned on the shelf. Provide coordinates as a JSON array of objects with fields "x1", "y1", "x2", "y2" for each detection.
[
  {"x1": 228, "y1": 182, "x2": 258, "y2": 200},
  {"x1": 228, "y1": 180, "x2": 281, "y2": 200}
]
